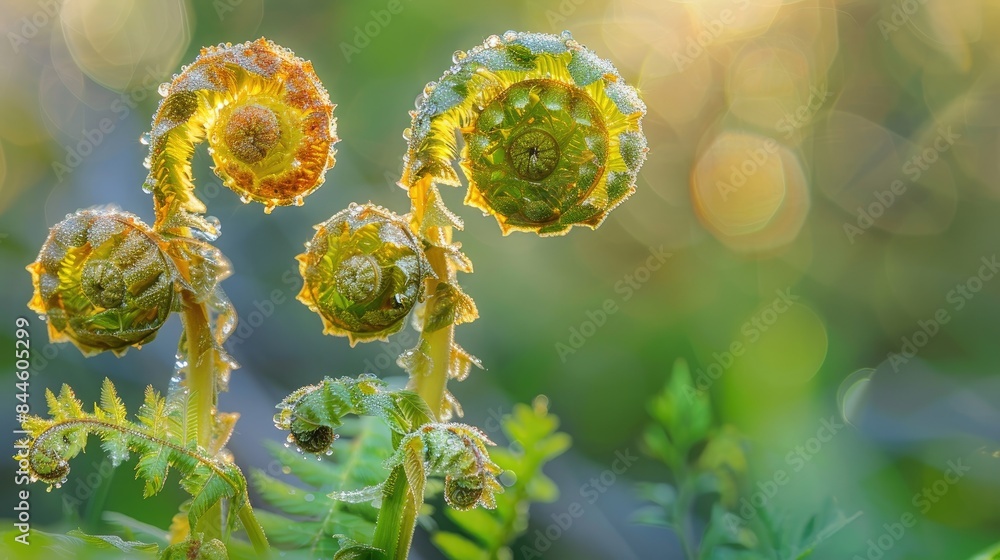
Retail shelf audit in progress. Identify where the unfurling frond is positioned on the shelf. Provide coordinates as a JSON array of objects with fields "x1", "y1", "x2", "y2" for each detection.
[{"x1": 16, "y1": 379, "x2": 250, "y2": 535}]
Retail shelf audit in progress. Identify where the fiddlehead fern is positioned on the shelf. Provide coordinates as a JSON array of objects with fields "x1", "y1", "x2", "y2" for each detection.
[
  {"x1": 22, "y1": 37, "x2": 340, "y2": 554},
  {"x1": 395, "y1": 31, "x2": 647, "y2": 419},
  {"x1": 26, "y1": 208, "x2": 176, "y2": 357},
  {"x1": 402, "y1": 30, "x2": 647, "y2": 236},
  {"x1": 271, "y1": 375, "x2": 502, "y2": 559},
  {"x1": 15, "y1": 379, "x2": 268, "y2": 554},
  {"x1": 145, "y1": 37, "x2": 338, "y2": 234},
  {"x1": 389, "y1": 423, "x2": 503, "y2": 512},
  {"x1": 296, "y1": 203, "x2": 432, "y2": 346}
]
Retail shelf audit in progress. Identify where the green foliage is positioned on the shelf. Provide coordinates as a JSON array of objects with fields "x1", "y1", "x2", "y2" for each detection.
[
  {"x1": 267, "y1": 375, "x2": 505, "y2": 559},
  {"x1": 0, "y1": 528, "x2": 158, "y2": 559},
  {"x1": 432, "y1": 397, "x2": 571, "y2": 560},
  {"x1": 16, "y1": 379, "x2": 251, "y2": 538},
  {"x1": 636, "y1": 360, "x2": 856, "y2": 559},
  {"x1": 253, "y1": 417, "x2": 391, "y2": 558}
]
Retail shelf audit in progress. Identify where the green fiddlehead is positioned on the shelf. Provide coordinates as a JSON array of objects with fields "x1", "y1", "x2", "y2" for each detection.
[{"x1": 26, "y1": 208, "x2": 176, "y2": 357}]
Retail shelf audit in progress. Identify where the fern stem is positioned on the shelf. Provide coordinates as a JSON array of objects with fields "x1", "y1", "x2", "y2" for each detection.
[
  {"x1": 371, "y1": 466, "x2": 419, "y2": 560},
  {"x1": 237, "y1": 503, "x2": 270, "y2": 555},
  {"x1": 413, "y1": 240, "x2": 451, "y2": 421},
  {"x1": 178, "y1": 292, "x2": 225, "y2": 542},
  {"x1": 180, "y1": 292, "x2": 216, "y2": 448}
]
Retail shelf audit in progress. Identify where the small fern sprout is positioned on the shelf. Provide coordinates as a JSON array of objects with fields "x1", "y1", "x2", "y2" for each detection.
[
  {"x1": 403, "y1": 30, "x2": 648, "y2": 236},
  {"x1": 26, "y1": 207, "x2": 176, "y2": 357},
  {"x1": 16, "y1": 379, "x2": 269, "y2": 554},
  {"x1": 146, "y1": 37, "x2": 338, "y2": 235},
  {"x1": 389, "y1": 423, "x2": 504, "y2": 511},
  {"x1": 273, "y1": 374, "x2": 433, "y2": 454},
  {"x1": 296, "y1": 203, "x2": 432, "y2": 346}
]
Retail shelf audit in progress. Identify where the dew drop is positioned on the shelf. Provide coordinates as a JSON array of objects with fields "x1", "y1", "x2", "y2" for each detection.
[
  {"x1": 452, "y1": 50, "x2": 466, "y2": 63},
  {"x1": 402, "y1": 128, "x2": 412, "y2": 141},
  {"x1": 239, "y1": 194, "x2": 251, "y2": 204},
  {"x1": 500, "y1": 470, "x2": 517, "y2": 487},
  {"x1": 157, "y1": 83, "x2": 171, "y2": 97},
  {"x1": 291, "y1": 159, "x2": 301, "y2": 169},
  {"x1": 485, "y1": 34, "x2": 501, "y2": 48},
  {"x1": 205, "y1": 215, "x2": 222, "y2": 236},
  {"x1": 139, "y1": 133, "x2": 151, "y2": 146},
  {"x1": 304, "y1": 493, "x2": 315, "y2": 502},
  {"x1": 142, "y1": 157, "x2": 151, "y2": 170},
  {"x1": 837, "y1": 368, "x2": 875, "y2": 428},
  {"x1": 283, "y1": 442, "x2": 290, "y2": 448},
  {"x1": 281, "y1": 465, "x2": 292, "y2": 474},
  {"x1": 293, "y1": 195, "x2": 304, "y2": 206}
]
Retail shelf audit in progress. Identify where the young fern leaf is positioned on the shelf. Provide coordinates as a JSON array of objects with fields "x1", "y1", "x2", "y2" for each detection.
[
  {"x1": 252, "y1": 417, "x2": 392, "y2": 558},
  {"x1": 16, "y1": 379, "x2": 255, "y2": 544},
  {"x1": 402, "y1": 31, "x2": 647, "y2": 237},
  {"x1": 432, "y1": 397, "x2": 571, "y2": 560},
  {"x1": 26, "y1": 208, "x2": 177, "y2": 358},
  {"x1": 146, "y1": 37, "x2": 339, "y2": 230},
  {"x1": 379, "y1": 31, "x2": 647, "y2": 420},
  {"x1": 272, "y1": 375, "x2": 504, "y2": 560}
]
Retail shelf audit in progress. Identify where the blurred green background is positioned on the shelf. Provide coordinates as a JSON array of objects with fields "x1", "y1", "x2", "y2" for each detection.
[{"x1": 1, "y1": 0, "x2": 1000, "y2": 558}]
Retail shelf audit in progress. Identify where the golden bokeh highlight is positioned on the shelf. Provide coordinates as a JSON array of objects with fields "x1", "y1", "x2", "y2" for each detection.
[
  {"x1": 59, "y1": 0, "x2": 191, "y2": 91},
  {"x1": 691, "y1": 131, "x2": 810, "y2": 252}
]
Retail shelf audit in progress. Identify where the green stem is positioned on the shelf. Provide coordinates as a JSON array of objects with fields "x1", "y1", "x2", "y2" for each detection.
[
  {"x1": 238, "y1": 502, "x2": 270, "y2": 556},
  {"x1": 371, "y1": 466, "x2": 420, "y2": 560},
  {"x1": 179, "y1": 293, "x2": 225, "y2": 542},
  {"x1": 413, "y1": 242, "x2": 452, "y2": 421},
  {"x1": 180, "y1": 292, "x2": 215, "y2": 448}
]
